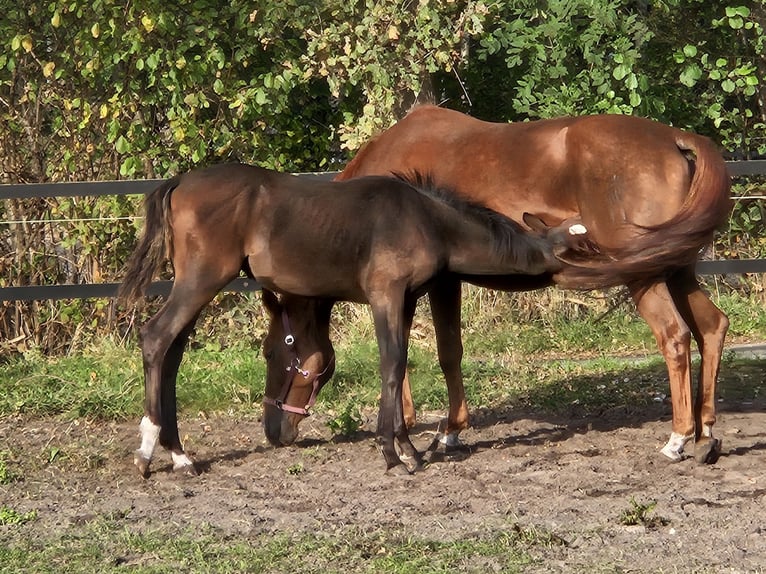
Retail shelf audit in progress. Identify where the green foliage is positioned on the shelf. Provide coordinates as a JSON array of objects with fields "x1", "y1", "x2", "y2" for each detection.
[
  {"x1": 465, "y1": 0, "x2": 655, "y2": 118},
  {"x1": 326, "y1": 402, "x2": 363, "y2": 438},
  {"x1": 665, "y1": 3, "x2": 766, "y2": 154}
]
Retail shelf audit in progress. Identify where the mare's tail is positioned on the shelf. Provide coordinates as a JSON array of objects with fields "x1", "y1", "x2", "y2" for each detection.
[
  {"x1": 117, "y1": 176, "x2": 181, "y2": 304},
  {"x1": 557, "y1": 135, "x2": 732, "y2": 289}
]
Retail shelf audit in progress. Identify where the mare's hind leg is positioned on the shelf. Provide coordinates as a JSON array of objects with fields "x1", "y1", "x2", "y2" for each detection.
[
  {"x1": 135, "y1": 282, "x2": 221, "y2": 477},
  {"x1": 401, "y1": 373, "x2": 417, "y2": 429},
  {"x1": 668, "y1": 267, "x2": 729, "y2": 464},
  {"x1": 630, "y1": 280, "x2": 695, "y2": 462},
  {"x1": 428, "y1": 277, "x2": 469, "y2": 450}
]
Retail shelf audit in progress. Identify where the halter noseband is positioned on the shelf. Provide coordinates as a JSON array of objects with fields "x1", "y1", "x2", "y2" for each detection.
[{"x1": 262, "y1": 310, "x2": 334, "y2": 417}]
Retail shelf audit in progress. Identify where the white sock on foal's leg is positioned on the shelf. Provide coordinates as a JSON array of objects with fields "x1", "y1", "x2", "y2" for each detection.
[{"x1": 136, "y1": 416, "x2": 160, "y2": 463}]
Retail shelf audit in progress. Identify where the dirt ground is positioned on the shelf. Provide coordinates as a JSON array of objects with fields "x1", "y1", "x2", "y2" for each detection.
[{"x1": 1, "y1": 359, "x2": 766, "y2": 573}]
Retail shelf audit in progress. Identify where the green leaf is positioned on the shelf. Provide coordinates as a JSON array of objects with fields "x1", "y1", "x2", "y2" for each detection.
[
  {"x1": 728, "y1": 16, "x2": 744, "y2": 30},
  {"x1": 612, "y1": 64, "x2": 630, "y2": 81},
  {"x1": 682, "y1": 44, "x2": 697, "y2": 58},
  {"x1": 725, "y1": 6, "x2": 750, "y2": 18},
  {"x1": 721, "y1": 79, "x2": 736, "y2": 93},
  {"x1": 679, "y1": 64, "x2": 702, "y2": 87},
  {"x1": 115, "y1": 135, "x2": 130, "y2": 154}
]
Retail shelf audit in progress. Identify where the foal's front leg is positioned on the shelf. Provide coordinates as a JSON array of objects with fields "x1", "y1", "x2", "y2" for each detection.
[{"x1": 372, "y1": 296, "x2": 423, "y2": 474}]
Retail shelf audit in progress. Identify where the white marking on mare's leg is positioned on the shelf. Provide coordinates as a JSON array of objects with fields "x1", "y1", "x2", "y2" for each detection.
[
  {"x1": 136, "y1": 416, "x2": 160, "y2": 463},
  {"x1": 660, "y1": 431, "x2": 694, "y2": 462},
  {"x1": 568, "y1": 224, "x2": 587, "y2": 235},
  {"x1": 700, "y1": 424, "x2": 714, "y2": 438},
  {"x1": 171, "y1": 451, "x2": 195, "y2": 471},
  {"x1": 437, "y1": 432, "x2": 461, "y2": 447}
]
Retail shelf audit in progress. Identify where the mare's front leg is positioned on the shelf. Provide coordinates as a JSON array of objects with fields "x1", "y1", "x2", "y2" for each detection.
[
  {"x1": 135, "y1": 284, "x2": 216, "y2": 478},
  {"x1": 630, "y1": 280, "x2": 694, "y2": 461},
  {"x1": 668, "y1": 267, "x2": 729, "y2": 464},
  {"x1": 427, "y1": 277, "x2": 469, "y2": 452},
  {"x1": 371, "y1": 293, "x2": 423, "y2": 474}
]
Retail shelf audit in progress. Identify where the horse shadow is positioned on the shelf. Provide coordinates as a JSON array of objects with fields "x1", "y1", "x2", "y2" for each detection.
[{"x1": 300, "y1": 356, "x2": 766, "y2": 465}]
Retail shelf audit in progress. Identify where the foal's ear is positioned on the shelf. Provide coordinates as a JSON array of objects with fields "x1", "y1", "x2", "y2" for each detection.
[
  {"x1": 522, "y1": 212, "x2": 550, "y2": 232},
  {"x1": 261, "y1": 289, "x2": 282, "y2": 318}
]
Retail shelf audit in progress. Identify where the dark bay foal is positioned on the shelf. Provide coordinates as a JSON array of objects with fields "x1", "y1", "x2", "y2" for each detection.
[{"x1": 119, "y1": 163, "x2": 586, "y2": 476}]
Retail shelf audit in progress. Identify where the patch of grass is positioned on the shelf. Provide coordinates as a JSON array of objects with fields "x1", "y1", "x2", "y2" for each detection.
[
  {"x1": 1, "y1": 289, "x2": 764, "y2": 423},
  {"x1": 326, "y1": 402, "x2": 363, "y2": 438},
  {"x1": 0, "y1": 516, "x2": 554, "y2": 574},
  {"x1": 619, "y1": 497, "x2": 669, "y2": 529},
  {"x1": 0, "y1": 506, "x2": 37, "y2": 526},
  {"x1": 0, "y1": 450, "x2": 16, "y2": 484},
  {"x1": 0, "y1": 339, "x2": 265, "y2": 420}
]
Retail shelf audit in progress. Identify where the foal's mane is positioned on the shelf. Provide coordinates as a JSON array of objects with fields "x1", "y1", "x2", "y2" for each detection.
[{"x1": 394, "y1": 171, "x2": 530, "y2": 257}]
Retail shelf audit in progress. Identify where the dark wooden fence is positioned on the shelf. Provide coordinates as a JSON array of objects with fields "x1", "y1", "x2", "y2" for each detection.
[{"x1": 1, "y1": 164, "x2": 765, "y2": 302}]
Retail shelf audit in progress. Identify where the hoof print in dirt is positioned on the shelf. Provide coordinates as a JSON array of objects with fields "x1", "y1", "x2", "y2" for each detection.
[
  {"x1": 173, "y1": 463, "x2": 199, "y2": 477},
  {"x1": 386, "y1": 463, "x2": 414, "y2": 477}
]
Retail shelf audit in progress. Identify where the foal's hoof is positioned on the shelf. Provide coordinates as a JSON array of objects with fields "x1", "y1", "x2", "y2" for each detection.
[
  {"x1": 134, "y1": 451, "x2": 151, "y2": 479},
  {"x1": 694, "y1": 437, "x2": 722, "y2": 465}
]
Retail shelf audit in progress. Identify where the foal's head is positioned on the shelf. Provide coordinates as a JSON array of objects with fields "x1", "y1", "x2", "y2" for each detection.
[{"x1": 261, "y1": 290, "x2": 335, "y2": 446}]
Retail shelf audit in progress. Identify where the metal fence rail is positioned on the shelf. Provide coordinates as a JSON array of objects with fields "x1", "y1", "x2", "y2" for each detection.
[{"x1": 1, "y1": 163, "x2": 763, "y2": 302}]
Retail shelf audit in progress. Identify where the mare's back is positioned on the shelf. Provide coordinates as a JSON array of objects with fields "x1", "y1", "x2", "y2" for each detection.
[{"x1": 338, "y1": 106, "x2": 703, "y2": 249}]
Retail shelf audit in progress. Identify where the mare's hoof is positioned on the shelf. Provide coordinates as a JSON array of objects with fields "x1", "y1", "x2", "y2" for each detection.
[
  {"x1": 694, "y1": 437, "x2": 722, "y2": 465},
  {"x1": 659, "y1": 446, "x2": 685, "y2": 463},
  {"x1": 134, "y1": 452, "x2": 151, "y2": 479},
  {"x1": 424, "y1": 433, "x2": 467, "y2": 463}
]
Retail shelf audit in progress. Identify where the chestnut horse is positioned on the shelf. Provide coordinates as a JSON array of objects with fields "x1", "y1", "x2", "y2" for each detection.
[
  {"x1": 262, "y1": 106, "x2": 732, "y2": 464},
  {"x1": 119, "y1": 163, "x2": 589, "y2": 476}
]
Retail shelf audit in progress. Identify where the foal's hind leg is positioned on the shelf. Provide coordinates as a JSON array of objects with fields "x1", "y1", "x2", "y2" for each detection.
[
  {"x1": 135, "y1": 282, "x2": 220, "y2": 477},
  {"x1": 428, "y1": 277, "x2": 469, "y2": 451},
  {"x1": 668, "y1": 267, "x2": 729, "y2": 464},
  {"x1": 157, "y1": 318, "x2": 200, "y2": 473},
  {"x1": 630, "y1": 280, "x2": 695, "y2": 461}
]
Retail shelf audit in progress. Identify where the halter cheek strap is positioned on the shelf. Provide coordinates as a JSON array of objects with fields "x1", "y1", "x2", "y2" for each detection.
[{"x1": 262, "y1": 310, "x2": 335, "y2": 417}]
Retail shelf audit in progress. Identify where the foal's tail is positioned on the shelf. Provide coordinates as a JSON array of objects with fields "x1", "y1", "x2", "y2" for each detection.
[
  {"x1": 557, "y1": 134, "x2": 732, "y2": 290},
  {"x1": 117, "y1": 176, "x2": 180, "y2": 304}
]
